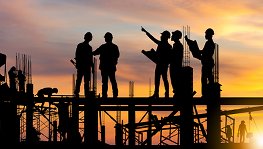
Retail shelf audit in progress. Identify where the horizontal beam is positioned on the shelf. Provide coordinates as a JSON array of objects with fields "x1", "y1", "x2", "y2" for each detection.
[
  {"x1": 13, "y1": 96, "x2": 263, "y2": 105},
  {"x1": 195, "y1": 106, "x2": 263, "y2": 119},
  {"x1": 79, "y1": 105, "x2": 177, "y2": 111}
]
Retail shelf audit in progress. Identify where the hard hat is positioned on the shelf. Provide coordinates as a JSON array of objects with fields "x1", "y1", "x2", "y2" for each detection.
[
  {"x1": 52, "y1": 88, "x2": 58, "y2": 93},
  {"x1": 104, "y1": 32, "x2": 113, "y2": 38},
  {"x1": 84, "y1": 32, "x2": 92, "y2": 39},
  {"x1": 172, "y1": 30, "x2": 182, "y2": 38},
  {"x1": 205, "y1": 28, "x2": 214, "y2": 35},
  {"x1": 161, "y1": 30, "x2": 171, "y2": 38}
]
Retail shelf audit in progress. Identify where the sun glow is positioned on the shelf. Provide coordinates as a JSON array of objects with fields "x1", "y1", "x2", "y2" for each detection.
[{"x1": 256, "y1": 135, "x2": 263, "y2": 147}]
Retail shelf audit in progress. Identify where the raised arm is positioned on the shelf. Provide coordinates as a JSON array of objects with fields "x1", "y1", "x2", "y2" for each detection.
[
  {"x1": 93, "y1": 46, "x2": 102, "y2": 56},
  {"x1": 141, "y1": 26, "x2": 159, "y2": 44}
]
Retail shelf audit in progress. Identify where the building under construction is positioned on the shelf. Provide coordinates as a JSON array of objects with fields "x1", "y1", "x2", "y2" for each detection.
[{"x1": 0, "y1": 29, "x2": 263, "y2": 149}]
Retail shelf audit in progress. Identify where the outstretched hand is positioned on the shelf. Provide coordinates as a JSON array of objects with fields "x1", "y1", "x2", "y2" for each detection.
[
  {"x1": 185, "y1": 35, "x2": 191, "y2": 42},
  {"x1": 141, "y1": 26, "x2": 146, "y2": 32}
]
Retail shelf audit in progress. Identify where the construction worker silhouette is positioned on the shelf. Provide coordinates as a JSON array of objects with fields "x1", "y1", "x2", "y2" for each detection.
[
  {"x1": 36, "y1": 87, "x2": 58, "y2": 98},
  {"x1": 185, "y1": 28, "x2": 215, "y2": 97},
  {"x1": 8, "y1": 66, "x2": 17, "y2": 92},
  {"x1": 17, "y1": 70, "x2": 26, "y2": 93},
  {"x1": 36, "y1": 87, "x2": 58, "y2": 111},
  {"x1": 74, "y1": 32, "x2": 94, "y2": 98},
  {"x1": 226, "y1": 125, "x2": 232, "y2": 143},
  {"x1": 238, "y1": 120, "x2": 247, "y2": 143},
  {"x1": 141, "y1": 26, "x2": 171, "y2": 98},
  {"x1": 170, "y1": 30, "x2": 183, "y2": 98},
  {"x1": 93, "y1": 32, "x2": 120, "y2": 98},
  {"x1": 200, "y1": 28, "x2": 215, "y2": 97}
]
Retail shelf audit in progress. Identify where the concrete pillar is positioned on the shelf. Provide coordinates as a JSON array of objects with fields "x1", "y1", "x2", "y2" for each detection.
[
  {"x1": 26, "y1": 83, "x2": 34, "y2": 143},
  {"x1": 207, "y1": 83, "x2": 221, "y2": 149},
  {"x1": 71, "y1": 99, "x2": 79, "y2": 142},
  {"x1": 0, "y1": 101, "x2": 19, "y2": 144},
  {"x1": 53, "y1": 121, "x2": 57, "y2": 142},
  {"x1": 84, "y1": 94, "x2": 98, "y2": 145},
  {"x1": 115, "y1": 123, "x2": 123, "y2": 145},
  {"x1": 179, "y1": 67, "x2": 194, "y2": 148}
]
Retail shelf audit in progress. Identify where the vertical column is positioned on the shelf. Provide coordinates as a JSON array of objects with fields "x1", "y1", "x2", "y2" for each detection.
[
  {"x1": 147, "y1": 106, "x2": 152, "y2": 145},
  {"x1": 53, "y1": 120, "x2": 57, "y2": 142},
  {"x1": 128, "y1": 104, "x2": 135, "y2": 146},
  {"x1": 101, "y1": 125, "x2": 105, "y2": 144},
  {"x1": 207, "y1": 83, "x2": 221, "y2": 148},
  {"x1": 71, "y1": 99, "x2": 79, "y2": 142},
  {"x1": 100, "y1": 110, "x2": 105, "y2": 144},
  {"x1": 84, "y1": 101, "x2": 88, "y2": 143},
  {"x1": 26, "y1": 83, "x2": 34, "y2": 143},
  {"x1": 115, "y1": 123, "x2": 123, "y2": 145},
  {"x1": 84, "y1": 95, "x2": 98, "y2": 145},
  {"x1": 179, "y1": 67, "x2": 194, "y2": 148},
  {"x1": 0, "y1": 101, "x2": 19, "y2": 144},
  {"x1": 48, "y1": 101, "x2": 51, "y2": 142}
]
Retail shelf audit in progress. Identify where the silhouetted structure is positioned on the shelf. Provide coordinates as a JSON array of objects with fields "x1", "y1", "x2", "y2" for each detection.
[
  {"x1": 54, "y1": 101, "x2": 69, "y2": 141},
  {"x1": 31, "y1": 127, "x2": 41, "y2": 142},
  {"x1": 1, "y1": 30, "x2": 262, "y2": 149},
  {"x1": 141, "y1": 26, "x2": 171, "y2": 98},
  {"x1": 0, "y1": 53, "x2": 6, "y2": 82},
  {"x1": 8, "y1": 66, "x2": 17, "y2": 92},
  {"x1": 0, "y1": 53, "x2": 8, "y2": 96},
  {"x1": 170, "y1": 30, "x2": 183, "y2": 98},
  {"x1": 0, "y1": 101, "x2": 19, "y2": 144},
  {"x1": 238, "y1": 120, "x2": 247, "y2": 143},
  {"x1": 17, "y1": 70, "x2": 26, "y2": 93},
  {"x1": 74, "y1": 32, "x2": 94, "y2": 98},
  {"x1": 67, "y1": 117, "x2": 82, "y2": 143},
  {"x1": 93, "y1": 32, "x2": 120, "y2": 98}
]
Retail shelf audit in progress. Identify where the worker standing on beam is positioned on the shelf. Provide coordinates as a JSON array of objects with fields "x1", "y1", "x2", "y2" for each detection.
[
  {"x1": 93, "y1": 32, "x2": 120, "y2": 99},
  {"x1": 169, "y1": 30, "x2": 183, "y2": 98},
  {"x1": 185, "y1": 28, "x2": 215, "y2": 97},
  {"x1": 141, "y1": 26, "x2": 171, "y2": 98},
  {"x1": 74, "y1": 32, "x2": 94, "y2": 98}
]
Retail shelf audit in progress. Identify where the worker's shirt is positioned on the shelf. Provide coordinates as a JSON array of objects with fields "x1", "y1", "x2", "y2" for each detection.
[
  {"x1": 75, "y1": 41, "x2": 93, "y2": 71},
  {"x1": 155, "y1": 41, "x2": 172, "y2": 65},
  {"x1": 170, "y1": 40, "x2": 183, "y2": 68},
  {"x1": 201, "y1": 39, "x2": 215, "y2": 67},
  {"x1": 93, "y1": 42, "x2": 120, "y2": 71}
]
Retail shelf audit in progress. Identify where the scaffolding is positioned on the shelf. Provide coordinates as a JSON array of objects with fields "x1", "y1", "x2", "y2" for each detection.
[{"x1": 1, "y1": 40, "x2": 263, "y2": 149}]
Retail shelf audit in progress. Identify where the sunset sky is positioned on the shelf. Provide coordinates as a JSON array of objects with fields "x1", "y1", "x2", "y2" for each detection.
[{"x1": 0, "y1": 0, "x2": 263, "y2": 144}]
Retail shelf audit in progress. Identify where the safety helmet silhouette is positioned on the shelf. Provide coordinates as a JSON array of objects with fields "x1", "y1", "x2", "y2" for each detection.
[
  {"x1": 161, "y1": 30, "x2": 171, "y2": 38},
  {"x1": 104, "y1": 32, "x2": 113, "y2": 38},
  {"x1": 205, "y1": 28, "x2": 214, "y2": 35},
  {"x1": 172, "y1": 30, "x2": 182, "y2": 38},
  {"x1": 52, "y1": 88, "x2": 58, "y2": 93},
  {"x1": 84, "y1": 32, "x2": 92, "y2": 39}
]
